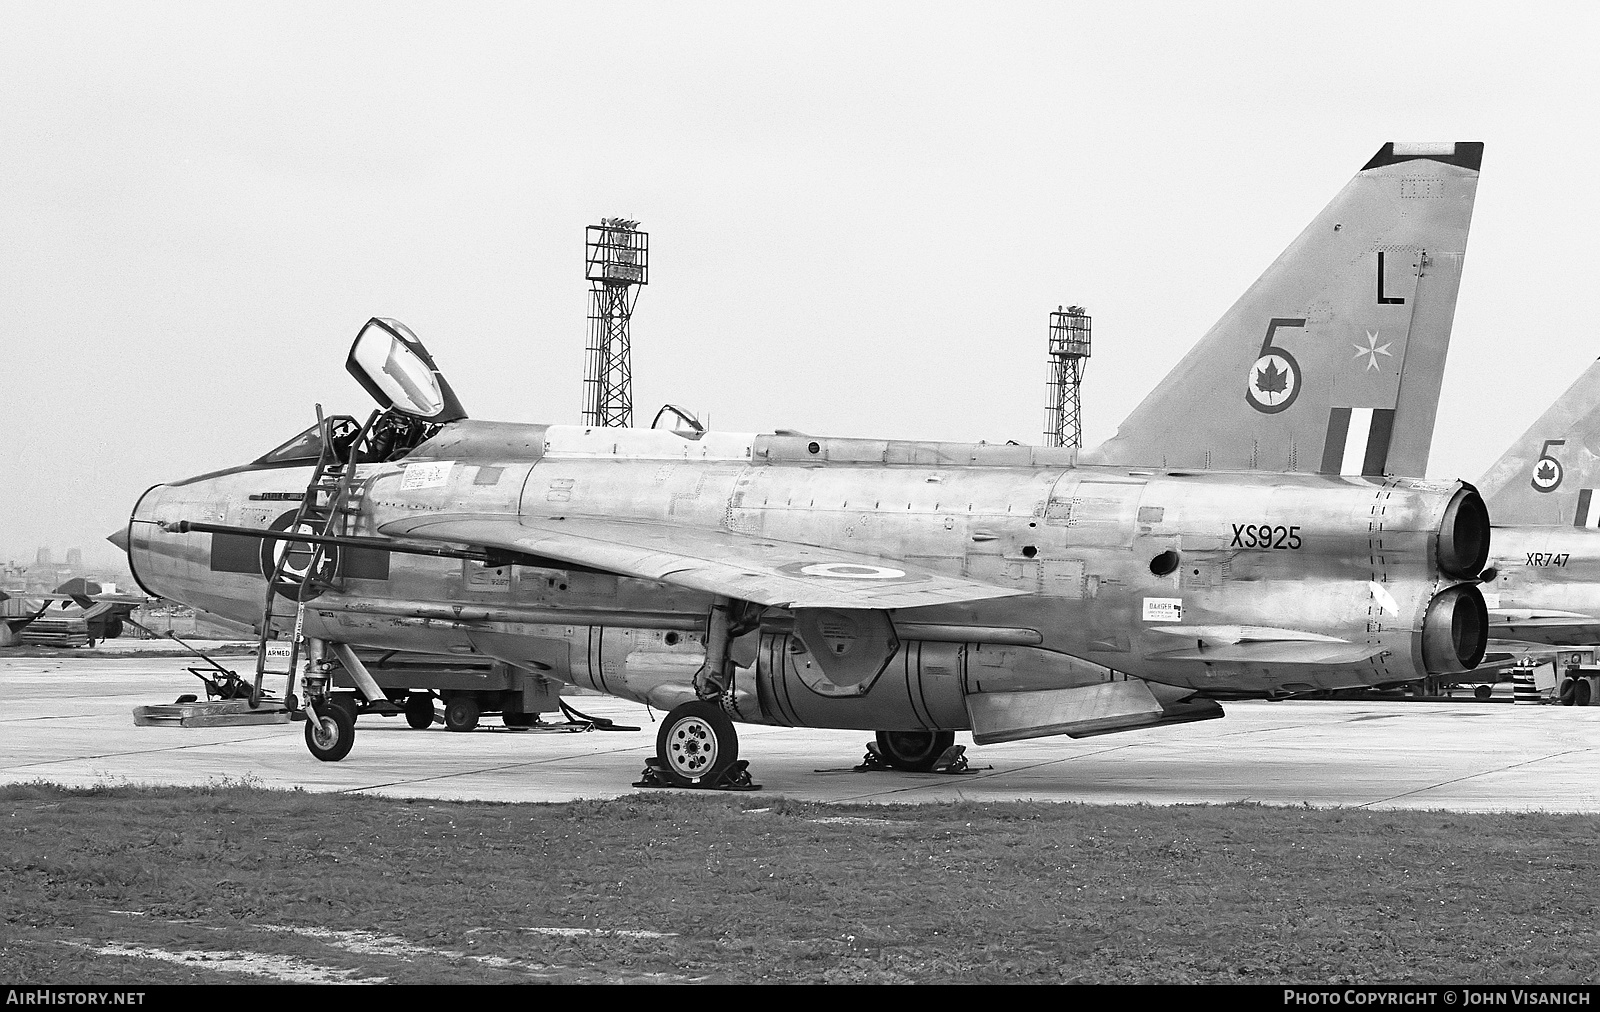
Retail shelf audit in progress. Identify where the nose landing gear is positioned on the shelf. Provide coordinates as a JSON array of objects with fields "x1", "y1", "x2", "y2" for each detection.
[{"x1": 304, "y1": 702, "x2": 355, "y2": 762}]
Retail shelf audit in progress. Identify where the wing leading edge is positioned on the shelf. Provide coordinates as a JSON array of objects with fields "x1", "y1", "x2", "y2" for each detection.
[{"x1": 377, "y1": 513, "x2": 1029, "y2": 611}]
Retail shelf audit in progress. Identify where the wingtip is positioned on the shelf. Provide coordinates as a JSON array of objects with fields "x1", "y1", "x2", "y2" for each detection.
[{"x1": 1362, "y1": 141, "x2": 1484, "y2": 172}]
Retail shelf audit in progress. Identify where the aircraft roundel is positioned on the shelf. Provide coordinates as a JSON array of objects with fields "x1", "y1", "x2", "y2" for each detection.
[
  {"x1": 1245, "y1": 350, "x2": 1302, "y2": 414},
  {"x1": 798, "y1": 563, "x2": 908, "y2": 580},
  {"x1": 1531, "y1": 454, "x2": 1564, "y2": 493},
  {"x1": 259, "y1": 509, "x2": 338, "y2": 600}
]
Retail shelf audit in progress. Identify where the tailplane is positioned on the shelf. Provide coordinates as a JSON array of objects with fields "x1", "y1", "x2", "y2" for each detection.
[
  {"x1": 1477, "y1": 358, "x2": 1600, "y2": 526},
  {"x1": 1083, "y1": 142, "x2": 1482, "y2": 476}
]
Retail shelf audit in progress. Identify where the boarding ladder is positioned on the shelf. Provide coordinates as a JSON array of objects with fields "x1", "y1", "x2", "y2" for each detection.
[{"x1": 250, "y1": 407, "x2": 377, "y2": 708}]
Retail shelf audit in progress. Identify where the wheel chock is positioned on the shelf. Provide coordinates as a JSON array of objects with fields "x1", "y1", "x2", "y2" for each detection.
[
  {"x1": 850, "y1": 742, "x2": 984, "y2": 775},
  {"x1": 633, "y1": 758, "x2": 762, "y2": 791}
]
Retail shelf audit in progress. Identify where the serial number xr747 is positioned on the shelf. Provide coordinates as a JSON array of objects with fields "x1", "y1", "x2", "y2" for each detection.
[{"x1": 1525, "y1": 553, "x2": 1571, "y2": 567}]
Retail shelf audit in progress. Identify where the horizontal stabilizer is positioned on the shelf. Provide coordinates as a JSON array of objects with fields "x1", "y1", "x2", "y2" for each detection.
[
  {"x1": 1486, "y1": 609, "x2": 1600, "y2": 646},
  {"x1": 1148, "y1": 626, "x2": 1384, "y2": 665},
  {"x1": 1488, "y1": 608, "x2": 1594, "y2": 623},
  {"x1": 1147, "y1": 624, "x2": 1351, "y2": 646}
]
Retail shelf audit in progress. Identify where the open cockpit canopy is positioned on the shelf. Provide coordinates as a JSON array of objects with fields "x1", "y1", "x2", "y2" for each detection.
[{"x1": 346, "y1": 318, "x2": 467, "y2": 424}]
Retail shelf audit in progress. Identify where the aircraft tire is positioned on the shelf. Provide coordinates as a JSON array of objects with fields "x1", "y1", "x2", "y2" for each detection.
[
  {"x1": 305, "y1": 704, "x2": 355, "y2": 762},
  {"x1": 329, "y1": 693, "x2": 360, "y2": 723},
  {"x1": 874, "y1": 730, "x2": 956, "y2": 772},
  {"x1": 503, "y1": 713, "x2": 538, "y2": 728},
  {"x1": 1560, "y1": 679, "x2": 1577, "y2": 706},
  {"x1": 1474, "y1": 684, "x2": 1492, "y2": 701},
  {"x1": 1577, "y1": 681, "x2": 1593, "y2": 707},
  {"x1": 656, "y1": 701, "x2": 738, "y2": 787},
  {"x1": 404, "y1": 694, "x2": 435, "y2": 730},
  {"x1": 444, "y1": 697, "x2": 480, "y2": 733}
]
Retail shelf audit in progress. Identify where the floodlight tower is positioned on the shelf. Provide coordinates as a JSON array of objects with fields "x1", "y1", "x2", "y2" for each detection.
[
  {"x1": 583, "y1": 218, "x2": 649, "y2": 427},
  {"x1": 1043, "y1": 305, "x2": 1092, "y2": 448}
]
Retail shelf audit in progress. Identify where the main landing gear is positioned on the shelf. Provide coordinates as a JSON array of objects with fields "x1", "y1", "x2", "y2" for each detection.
[
  {"x1": 636, "y1": 598, "x2": 760, "y2": 791},
  {"x1": 870, "y1": 730, "x2": 957, "y2": 772},
  {"x1": 635, "y1": 701, "x2": 759, "y2": 791},
  {"x1": 855, "y1": 729, "x2": 971, "y2": 774}
]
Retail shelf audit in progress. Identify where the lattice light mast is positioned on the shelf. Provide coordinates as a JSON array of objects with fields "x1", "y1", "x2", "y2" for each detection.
[
  {"x1": 1043, "y1": 305, "x2": 1092, "y2": 448},
  {"x1": 583, "y1": 218, "x2": 649, "y2": 427}
]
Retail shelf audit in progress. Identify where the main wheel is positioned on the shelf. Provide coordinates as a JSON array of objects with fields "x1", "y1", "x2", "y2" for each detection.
[
  {"x1": 1577, "y1": 681, "x2": 1593, "y2": 707},
  {"x1": 305, "y1": 702, "x2": 356, "y2": 762},
  {"x1": 503, "y1": 712, "x2": 539, "y2": 728},
  {"x1": 656, "y1": 702, "x2": 739, "y2": 786},
  {"x1": 404, "y1": 693, "x2": 435, "y2": 730},
  {"x1": 444, "y1": 697, "x2": 480, "y2": 732},
  {"x1": 874, "y1": 729, "x2": 956, "y2": 772}
]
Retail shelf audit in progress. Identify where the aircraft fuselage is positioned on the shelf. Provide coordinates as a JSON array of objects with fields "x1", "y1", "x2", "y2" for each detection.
[{"x1": 127, "y1": 420, "x2": 1488, "y2": 735}]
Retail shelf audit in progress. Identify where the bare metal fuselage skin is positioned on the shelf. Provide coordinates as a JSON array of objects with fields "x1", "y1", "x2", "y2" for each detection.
[
  {"x1": 1481, "y1": 526, "x2": 1600, "y2": 646},
  {"x1": 128, "y1": 420, "x2": 1481, "y2": 733}
]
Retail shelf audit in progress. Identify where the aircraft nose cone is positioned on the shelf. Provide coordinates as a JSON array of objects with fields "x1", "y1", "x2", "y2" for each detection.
[{"x1": 106, "y1": 527, "x2": 130, "y2": 554}]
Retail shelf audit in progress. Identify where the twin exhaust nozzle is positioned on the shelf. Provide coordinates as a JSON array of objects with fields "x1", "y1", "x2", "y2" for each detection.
[{"x1": 1425, "y1": 487, "x2": 1492, "y2": 674}]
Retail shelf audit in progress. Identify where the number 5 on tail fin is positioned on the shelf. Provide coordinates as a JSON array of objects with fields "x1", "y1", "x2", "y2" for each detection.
[
  {"x1": 1477, "y1": 358, "x2": 1600, "y2": 526},
  {"x1": 1082, "y1": 141, "x2": 1483, "y2": 477}
]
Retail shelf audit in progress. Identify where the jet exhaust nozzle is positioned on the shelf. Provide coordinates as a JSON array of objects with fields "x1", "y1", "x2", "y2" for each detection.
[
  {"x1": 1420, "y1": 584, "x2": 1488, "y2": 675},
  {"x1": 1437, "y1": 486, "x2": 1490, "y2": 580}
]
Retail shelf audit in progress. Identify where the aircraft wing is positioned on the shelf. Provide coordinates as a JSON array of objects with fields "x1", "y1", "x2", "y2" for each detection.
[
  {"x1": 377, "y1": 513, "x2": 1030, "y2": 610},
  {"x1": 1486, "y1": 609, "x2": 1600, "y2": 646}
]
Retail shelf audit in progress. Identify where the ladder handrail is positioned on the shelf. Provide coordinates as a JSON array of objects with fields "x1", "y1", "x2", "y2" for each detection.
[
  {"x1": 251, "y1": 405, "x2": 340, "y2": 706},
  {"x1": 313, "y1": 410, "x2": 381, "y2": 585}
]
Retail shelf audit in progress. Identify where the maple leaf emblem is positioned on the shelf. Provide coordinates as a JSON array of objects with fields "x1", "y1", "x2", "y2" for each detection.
[
  {"x1": 1255, "y1": 359, "x2": 1289, "y2": 395},
  {"x1": 1538, "y1": 461, "x2": 1558, "y2": 482}
]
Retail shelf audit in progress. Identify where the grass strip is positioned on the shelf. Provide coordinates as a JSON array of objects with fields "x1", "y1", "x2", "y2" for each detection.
[{"x1": 2, "y1": 781, "x2": 1597, "y2": 984}]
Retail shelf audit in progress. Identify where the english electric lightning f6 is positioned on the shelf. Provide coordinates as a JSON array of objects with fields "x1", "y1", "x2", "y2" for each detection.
[{"x1": 119, "y1": 142, "x2": 1488, "y2": 784}]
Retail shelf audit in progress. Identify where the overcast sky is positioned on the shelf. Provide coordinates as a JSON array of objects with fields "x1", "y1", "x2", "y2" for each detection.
[{"x1": 3, "y1": 1, "x2": 1598, "y2": 566}]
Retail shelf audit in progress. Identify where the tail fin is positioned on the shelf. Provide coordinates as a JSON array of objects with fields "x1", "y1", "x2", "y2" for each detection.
[
  {"x1": 1477, "y1": 358, "x2": 1600, "y2": 526},
  {"x1": 1082, "y1": 142, "x2": 1482, "y2": 475}
]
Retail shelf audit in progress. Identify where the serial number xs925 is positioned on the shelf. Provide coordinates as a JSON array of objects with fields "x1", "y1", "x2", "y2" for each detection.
[{"x1": 1230, "y1": 524, "x2": 1303, "y2": 550}]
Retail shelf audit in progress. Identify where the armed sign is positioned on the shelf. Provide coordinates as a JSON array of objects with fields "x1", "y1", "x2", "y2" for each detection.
[{"x1": 1244, "y1": 318, "x2": 1308, "y2": 414}]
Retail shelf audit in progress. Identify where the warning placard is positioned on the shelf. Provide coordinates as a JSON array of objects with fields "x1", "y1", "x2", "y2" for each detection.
[
  {"x1": 401, "y1": 461, "x2": 453, "y2": 490},
  {"x1": 1142, "y1": 597, "x2": 1184, "y2": 623}
]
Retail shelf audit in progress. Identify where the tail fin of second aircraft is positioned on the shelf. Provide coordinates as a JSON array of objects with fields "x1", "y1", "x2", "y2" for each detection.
[
  {"x1": 1082, "y1": 142, "x2": 1482, "y2": 476},
  {"x1": 1477, "y1": 358, "x2": 1600, "y2": 526}
]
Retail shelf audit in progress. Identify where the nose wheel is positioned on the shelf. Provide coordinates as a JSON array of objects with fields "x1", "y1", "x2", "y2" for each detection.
[{"x1": 304, "y1": 702, "x2": 356, "y2": 762}]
